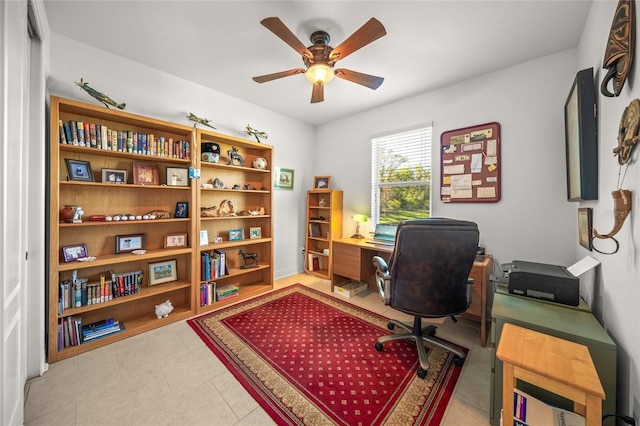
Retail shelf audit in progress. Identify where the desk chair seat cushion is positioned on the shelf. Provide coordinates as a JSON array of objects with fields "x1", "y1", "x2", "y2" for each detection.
[{"x1": 386, "y1": 219, "x2": 479, "y2": 318}]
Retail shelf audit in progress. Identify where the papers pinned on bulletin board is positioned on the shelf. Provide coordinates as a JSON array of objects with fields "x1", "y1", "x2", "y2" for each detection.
[{"x1": 440, "y1": 122, "x2": 501, "y2": 203}]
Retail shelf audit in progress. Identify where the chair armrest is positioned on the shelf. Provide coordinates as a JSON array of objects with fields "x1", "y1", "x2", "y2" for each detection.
[{"x1": 372, "y1": 256, "x2": 391, "y2": 305}]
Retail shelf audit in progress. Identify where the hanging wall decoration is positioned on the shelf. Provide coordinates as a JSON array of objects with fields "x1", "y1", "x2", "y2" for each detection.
[
  {"x1": 592, "y1": 99, "x2": 639, "y2": 254},
  {"x1": 601, "y1": 0, "x2": 635, "y2": 97}
]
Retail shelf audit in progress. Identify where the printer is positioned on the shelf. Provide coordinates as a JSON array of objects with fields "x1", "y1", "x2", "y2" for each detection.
[{"x1": 504, "y1": 260, "x2": 580, "y2": 306}]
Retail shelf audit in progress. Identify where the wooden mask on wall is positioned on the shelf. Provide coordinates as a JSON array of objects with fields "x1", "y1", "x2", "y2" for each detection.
[{"x1": 601, "y1": 0, "x2": 635, "y2": 97}]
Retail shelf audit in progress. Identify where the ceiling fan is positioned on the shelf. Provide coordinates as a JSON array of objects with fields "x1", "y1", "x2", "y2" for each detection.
[{"x1": 252, "y1": 17, "x2": 387, "y2": 103}]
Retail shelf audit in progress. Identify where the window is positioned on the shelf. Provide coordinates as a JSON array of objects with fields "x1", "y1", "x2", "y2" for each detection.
[{"x1": 371, "y1": 126, "x2": 432, "y2": 225}]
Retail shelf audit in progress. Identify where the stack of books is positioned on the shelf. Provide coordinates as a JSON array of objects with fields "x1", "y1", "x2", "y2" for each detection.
[
  {"x1": 81, "y1": 318, "x2": 125, "y2": 342},
  {"x1": 215, "y1": 284, "x2": 239, "y2": 301}
]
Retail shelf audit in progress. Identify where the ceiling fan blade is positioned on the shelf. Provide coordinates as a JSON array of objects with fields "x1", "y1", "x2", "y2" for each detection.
[
  {"x1": 311, "y1": 83, "x2": 324, "y2": 103},
  {"x1": 260, "y1": 17, "x2": 313, "y2": 59},
  {"x1": 252, "y1": 68, "x2": 306, "y2": 83},
  {"x1": 330, "y1": 18, "x2": 386, "y2": 62},
  {"x1": 334, "y1": 68, "x2": 384, "y2": 90}
]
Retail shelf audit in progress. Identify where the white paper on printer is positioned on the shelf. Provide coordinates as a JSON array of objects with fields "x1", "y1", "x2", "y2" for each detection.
[
  {"x1": 567, "y1": 256, "x2": 600, "y2": 276},
  {"x1": 567, "y1": 256, "x2": 600, "y2": 307}
]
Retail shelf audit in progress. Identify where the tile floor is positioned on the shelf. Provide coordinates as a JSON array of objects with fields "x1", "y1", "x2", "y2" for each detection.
[{"x1": 24, "y1": 273, "x2": 492, "y2": 425}]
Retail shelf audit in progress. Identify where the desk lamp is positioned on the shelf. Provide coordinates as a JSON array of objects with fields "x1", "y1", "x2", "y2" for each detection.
[{"x1": 351, "y1": 214, "x2": 368, "y2": 238}]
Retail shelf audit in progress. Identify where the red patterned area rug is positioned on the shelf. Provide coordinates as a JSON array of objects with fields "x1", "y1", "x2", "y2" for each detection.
[{"x1": 187, "y1": 284, "x2": 467, "y2": 426}]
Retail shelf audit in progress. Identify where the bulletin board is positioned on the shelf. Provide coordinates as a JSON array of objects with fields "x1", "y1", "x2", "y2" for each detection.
[{"x1": 440, "y1": 122, "x2": 501, "y2": 203}]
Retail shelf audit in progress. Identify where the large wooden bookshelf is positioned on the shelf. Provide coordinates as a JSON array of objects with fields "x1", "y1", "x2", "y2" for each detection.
[{"x1": 47, "y1": 96, "x2": 274, "y2": 362}]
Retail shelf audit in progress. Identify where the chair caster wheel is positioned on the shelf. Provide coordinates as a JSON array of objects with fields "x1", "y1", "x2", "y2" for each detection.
[
  {"x1": 375, "y1": 342, "x2": 384, "y2": 351},
  {"x1": 387, "y1": 322, "x2": 395, "y2": 330},
  {"x1": 453, "y1": 356, "x2": 465, "y2": 366},
  {"x1": 427, "y1": 328, "x2": 436, "y2": 336},
  {"x1": 417, "y1": 368, "x2": 427, "y2": 379}
]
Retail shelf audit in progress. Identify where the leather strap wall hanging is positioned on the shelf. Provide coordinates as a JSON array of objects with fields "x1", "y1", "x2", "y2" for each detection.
[{"x1": 601, "y1": 0, "x2": 635, "y2": 97}]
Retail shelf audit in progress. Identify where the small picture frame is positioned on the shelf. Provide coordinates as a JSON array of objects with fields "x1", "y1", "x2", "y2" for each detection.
[
  {"x1": 148, "y1": 259, "x2": 177, "y2": 286},
  {"x1": 314, "y1": 176, "x2": 331, "y2": 190},
  {"x1": 249, "y1": 227, "x2": 262, "y2": 239},
  {"x1": 165, "y1": 233, "x2": 187, "y2": 248},
  {"x1": 115, "y1": 234, "x2": 146, "y2": 254},
  {"x1": 229, "y1": 228, "x2": 245, "y2": 241},
  {"x1": 65, "y1": 159, "x2": 94, "y2": 182},
  {"x1": 175, "y1": 202, "x2": 189, "y2": 218},
  {"x1": 213, "y1": 236, "x2": 223, "y2": 243},
  {"x1": 133, "y1": 162, "x2": 159, "y2": 185},
  {"x1": 61, "y1": 243, "x2": 88, "y2": 262},
  {"x1": 199, "y1": 230, "x2": 209, "y2": 246},
  {"x1": 578, "y1": 207, "x2": 593, "y2": 251},
  {"x1": 166, "y1": 167, "x2": 189, "y2": 187},
  {"x1": 101, "y1": 168, "x2": 127, "y2": 184},
  {"x1": 274, "y1": 167, "x2": 294, "y2": 190}
]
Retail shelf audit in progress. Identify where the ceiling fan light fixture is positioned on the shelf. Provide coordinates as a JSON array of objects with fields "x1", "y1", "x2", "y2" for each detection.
[{"x1": 306, "y1": 63, "x2": 334, "y2": 84}]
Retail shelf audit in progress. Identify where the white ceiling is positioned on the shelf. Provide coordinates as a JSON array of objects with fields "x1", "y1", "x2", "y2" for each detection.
[{"x1": 43, "y1": 1, "x2": 593, "y2": 126}]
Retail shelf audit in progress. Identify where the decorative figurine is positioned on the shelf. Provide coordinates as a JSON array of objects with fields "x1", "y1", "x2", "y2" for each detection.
[
  {"x1": 245, "y1": 124, "x2": 268, "y2": 143},
  {"x1": 601, "y1": 0, "x2": 635, "y2": 97},
  {"x1": 73, "y1": 207, "x2": 84, "y2": 223},
  {"x1": 213, "y1": 178, "x2": 225, "y2": 188},
  {"x1": 239, "y1": 249, "x2": 259, "y2": 269},
  {"x1": 227, "y1": 146, "x2": 245, "y2": 166},
  {"x1": 74, "y1": 78, "x2": 126, "y2": 109},
  {"x1": 155, "y1": 300, "x2": 174, "y2": 319},
  {"x1": 252, "y1": 157, "x2": 268, "y2": 170},
  {"x1": 217, "y1": 199, "x2": 237, "y2": 216},
  {"x1": 187, "y1": 113, "x2": 217, "y2": 129}
]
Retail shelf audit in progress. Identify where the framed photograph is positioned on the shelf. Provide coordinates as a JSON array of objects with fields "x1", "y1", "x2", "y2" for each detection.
[
  {"x1": 101, "y1": 168, "x2": 127, "y2": 184},
  {"x1": 274, "y1": 167, "x2": 294, "y2": 190},
  {"x1": 229, "y1": 228, "x2": 245, "y2": 241},
  {"x1": 166, "y1": 167, "x2": 189, "y2": 187},
  {"x1": 564, "y1": 68, "x2": 598, "y2": 201},
  {"x1": 115, "y1": 234, "x2": 146, "y2": 254},
  {"x1": 213, "y1": 236, "x2": 223, "y2": 243},
  {"x1": 249, "y1": 227, "x2": 262, "y2": 239},
  {"x1": 314, "y1": 176, "x2": 331, "y2": 190},
  {"x1": 65, "y1": 159, "x2": 94, "y2": 182},
  {"x1": 133, "y1": 162, "x2": 159, "y2": 185},
  {"x1": 199, "y1": 230, "x2": 209, "y2": 246},
  {"x1": 148, "y1": 259, "x2": 177, "y2": 286},
  {"x1": 165, "y1": 233, "x2": 187, "y2": 248},
  {"x1": 578, "y1": 207, "x2": 593, "y2": 251},
  {"x1": 61, "y1": 243, "x2": 88, "y2": 262},
  {"x1": 175, "y1": 202, "x2": 189, "y2": 218}
]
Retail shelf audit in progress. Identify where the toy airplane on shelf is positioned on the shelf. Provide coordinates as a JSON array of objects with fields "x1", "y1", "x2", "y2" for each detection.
[
  {"x1": 187, "y1": 113, "x2": 217, "y2": 129},
  {"x1": 74, "y1": 78, "x2": 125, "y2": 109},
  {"x1": 245, "y1": 124, "x2": 268, "y2": 143}
]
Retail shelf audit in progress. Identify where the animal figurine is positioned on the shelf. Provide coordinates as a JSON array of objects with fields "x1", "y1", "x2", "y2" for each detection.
[
  {"x1": 72, "y1": 206, "x2": 84, "y2": 223},
  {"x1": 239, "y1": 249, "x2": 259, "y2": 269},
  {"x1": 187, "y1": 113, "x2": 217, "y2": 129},
  {"x1": 245, "y1": 124, "x2": 268, "y2": 143},
  {"x1": 155, "y1": 300, "x2": 174, "y2": 319},
  {"x1": 227, "y1": 146, "x2": 245, "y2": 166},
  {"x1": 74, "y1": 78, "x2": 125, "y2": 109}
]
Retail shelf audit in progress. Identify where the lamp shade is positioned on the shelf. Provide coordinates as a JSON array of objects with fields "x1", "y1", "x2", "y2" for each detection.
[
  {"x1": 306, "y1": 63, "x2": 335, "y2": 84},
  {"x1": 352, "y1": 214, "x2": 368, "y2": 223}
]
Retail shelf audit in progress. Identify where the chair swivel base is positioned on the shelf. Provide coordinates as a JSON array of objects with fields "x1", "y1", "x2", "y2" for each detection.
[{"x1": 375, "y1": 316, "x2": 466, "y2": 379}]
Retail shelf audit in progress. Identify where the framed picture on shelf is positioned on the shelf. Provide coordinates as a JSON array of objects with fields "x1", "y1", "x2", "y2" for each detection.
[
  {"x1": 61, "y1": 243, "x2": 88, "y2": 262},
  {"x1": 133, "y1": 162, "x2": 159, "y2": 185},
  {"x1": 101, "y1": 168, "x2": 127, "y2": 184},
  {"x1": 164, "y1": 233, "x2": 187, "y2": 248},
  {"x1": 249, "y1": 227, "x2": 262, "y2": 239},
  {"x1": 65, "y1": 159, "x2": 94, "y2": 182},
  {"x1": 229, "y1": 228, "x2": 245, "y2": 241},
  {"x1": 213, "y1": 236, "x2": 223, "y2": 243},
  {"x1": 199, "y1": 230, "x2": 209, "y2": 246},
  {"x1": 175, "y1": 202, "x2": 189, "y2": 218},
  {"x1": 314, "y1": 176, "x2": 331, "y2": 189},
  {"x1": 115, "y1": 233, "x2": 146, "y2": 254},
  {"x1": 578, "y1": 207, "x2": 593, "y2": 251},
  {"x1": 166, "y1": 167, "x2": 189, "y2": 187},
  {"x1": 274, "y1": 167, "x2": 294, "y2": 190},
  {"x1": 148, "y1": 259, "x2": 177, "y2": 286}
]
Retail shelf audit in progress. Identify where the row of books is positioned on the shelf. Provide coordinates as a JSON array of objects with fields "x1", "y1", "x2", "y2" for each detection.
[
  {"x1": 58, "y1": 270, "x2": 143, "y2": 313},
  {"x1": 57, "y1": 316, "x2": 126, "y2": 349},
  {"x1": 58, "y1": 119, "x2": 191, "y2": 160},
  {"x1": 199, "y1": 282, "x2": 239, "y2": 306},
  {"x1": 201, "y1": 249, "x2": 227, "y2": 281},
  {"x1": 308, "y1": 254, "x2": 324, "y2": 271}
]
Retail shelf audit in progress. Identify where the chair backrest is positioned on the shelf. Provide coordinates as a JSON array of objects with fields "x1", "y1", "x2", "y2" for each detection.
[{"x1": 388, "y1": 218, "x2": 479, "y2": 317}]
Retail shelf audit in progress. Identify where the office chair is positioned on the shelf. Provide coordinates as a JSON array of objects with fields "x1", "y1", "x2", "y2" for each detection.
[{"x1": 372, "y1": 218, "x2": 479, "y2": 378}]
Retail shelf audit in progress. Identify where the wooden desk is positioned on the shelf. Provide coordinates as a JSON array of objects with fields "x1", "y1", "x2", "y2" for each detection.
[
  {"x1": 331, "y1": 238, "x2": 492, "y2": 346},
  {"x1": 497, "y1": 323, "x2": 604, "y2": 426}
]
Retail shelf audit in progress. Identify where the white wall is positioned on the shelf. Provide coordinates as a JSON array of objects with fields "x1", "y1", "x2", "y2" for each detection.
[
  {"x1": 576, "y1": 0, "x2": 640, "y2": 417},
  {"x1": 47, "y1": 33, "x2": 316, "y2": 279},
  {"x1": 316, "y1": 3, "x2": 638, "y2": 417}
]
